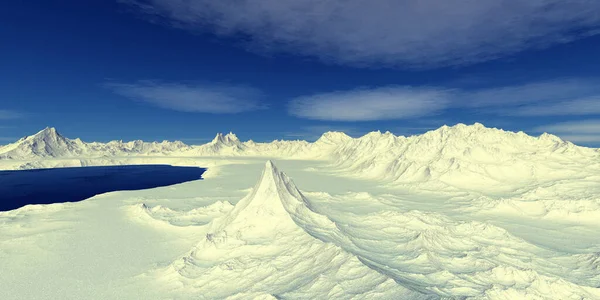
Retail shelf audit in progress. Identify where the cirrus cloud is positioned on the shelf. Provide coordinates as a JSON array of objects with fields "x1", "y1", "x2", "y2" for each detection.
[
  {"x1": 287, "y1": 79, "x2": 600, "y2": 121},
  {"x1": 533, "y1": 120, "x2": 600, "y2": 144},
  {"x1": 288, "y1": 87, "x2": 452, "y2": 121},
  {"x1": 105, "y1": 80, "x2": 266, "y2": 113},
  {"x1": 0, "y1": 110, "x2": 23, "y2": 120},
  {"x1": 121, "y1": 0, "x2": 600, "y2": 68}
]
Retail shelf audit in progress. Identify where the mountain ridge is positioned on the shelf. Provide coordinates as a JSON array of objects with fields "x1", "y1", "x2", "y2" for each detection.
[
  {"x1": 2, "y1": 124, "x2": 598, "y2": 192},
  {"x1": 2, "y1": 123, "x2": 591, "y2": 160},
  {"x1": 164, "y1": 161, "x2": 428, "y2": 299}
]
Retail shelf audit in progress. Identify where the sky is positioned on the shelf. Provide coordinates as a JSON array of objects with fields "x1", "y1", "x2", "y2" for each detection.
[{"x1": 1, "y1": 0, "x2": 600, "y2": 146}]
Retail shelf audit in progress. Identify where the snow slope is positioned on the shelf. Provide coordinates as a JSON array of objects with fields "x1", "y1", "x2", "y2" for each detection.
[
  {"x1": 0, "y1": 127, "x2": 87, "y2": 158},
  {"x1": 1, "y1": 157, "x2": 599, "y2": 299},
  {"x1": 326, "y1": 123, "x2": 600, "y2": 194},
  {"x1": 140, "y1": 161, "x2": 600, "y2": 299},
  {"x1": 152, "y1": 161, "x2": 432, "y2": 299}
]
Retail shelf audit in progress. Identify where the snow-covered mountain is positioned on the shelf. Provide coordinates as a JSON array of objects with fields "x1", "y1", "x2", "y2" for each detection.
[
  {"x1": 186, "y1": 132, "x2": 247, "y2": 156},
  {"x1": 2, "y1": 123, "x2": 598, "y2": 192},
  {"x1": 327, "y1": 123, "x2": 600, "y2": 192},
  {"x1": 157, "y1": 161, "x2": 431, "y2": 299},
  {"x1": 0, "y1": 127, "x2": 87, "y2": 159},
  {"x1": 0, "y1": 127, "x2": 191, "y2": 159},
  {"x1": 7, "y1": 123, "x2": 593, "y2": 161},
  {"x1": 139, "y1": 161, "x2": 600, "y2": 299}
]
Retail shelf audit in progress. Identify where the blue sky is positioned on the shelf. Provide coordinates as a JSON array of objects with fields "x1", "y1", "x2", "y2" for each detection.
[{"x1": 1, "y1": 0, "x2": 600, "y2": 145}]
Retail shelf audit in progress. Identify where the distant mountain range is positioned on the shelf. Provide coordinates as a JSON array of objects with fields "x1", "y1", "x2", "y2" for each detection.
[{"x1": 2, "y1": 123, "x2": 598, "y2": 192}]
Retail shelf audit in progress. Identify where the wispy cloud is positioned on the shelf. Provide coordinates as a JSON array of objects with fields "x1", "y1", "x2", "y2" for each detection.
[
  {"x1": 458, "y1": 79, "x2": 600, "y2": 116},
  {"x1": 0, "y1": 110, "x2": 23, "y2": 120},
  {"x1": 121, "y1": 0, "x2": 600, "y2": 68},
  {"x1": 105, "y1": 80, "x2": 266, "y2": 113},
  {"x1": 462, "y1": 79, "x2": 600, "y2": 108},
  {"x1": 288, "y1": 87, "x2": 451, "y2": 121},
  {"x1": 288, "y1": 79, "x2": 600, "y2": 121},
  {"x1": 511, "y1": 97, "x2": 600, "y2": 117},
  {"x1": 532, "y1": 120, "x2": 600, "y2": 144}
]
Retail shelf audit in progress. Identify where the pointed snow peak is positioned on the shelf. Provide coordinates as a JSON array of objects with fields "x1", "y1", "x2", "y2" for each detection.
[
  {"x1": 215, "y1": 160, "x2": 309, "y2": 235},
  {"x1": 253, "y1": 160, "x2": 286, "y2": 197},
  {"x1": 29, "y1": 127, "x2": 64, "y2": 142},
  {"x1": 265, "y1": 159, "x2": 276, "y2": 170},
  {"x1": 211, "y1": 132, "x2": 225, "y2": 143},
  {"x1": 211, "y1": 132, "x2": 241, "y2": 146},
  {"x1": 37, "y1": 127, "x2": 59, "y2": 136},
  {"x1": 225, "y1": 132, "x2": 239, "y2": 141}
]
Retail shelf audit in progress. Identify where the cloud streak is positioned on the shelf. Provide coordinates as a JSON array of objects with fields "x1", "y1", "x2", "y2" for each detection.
[
  {"x1": 288, "y1": 79, "x2": 600, "y2": 121},
  {"x1": 533, "y1": 120, "x2": 600, "y2": 144},
  {"x1": 0, "y1": 110, "x2": 23, "y2": 120},
  {"x1": 288, "y1": 87, "x2": 451, "y2": 121},
  {"x1": 460, "y1": 79, "x2": 600, "y2": 116},
  {"x1": 105, "y1": 81, "x2": 265, "y2": 113},
  {"x1": 511, "y1": 97, "x2": 600, "y2": 117},
  {"x1": 121, "y1": 0, "x2": 600, "y2": 68}
]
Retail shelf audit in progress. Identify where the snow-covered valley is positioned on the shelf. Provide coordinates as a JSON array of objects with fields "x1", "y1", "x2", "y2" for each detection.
[{"x1": 1, "y1": 123, "x2": 599, "y2": 299}]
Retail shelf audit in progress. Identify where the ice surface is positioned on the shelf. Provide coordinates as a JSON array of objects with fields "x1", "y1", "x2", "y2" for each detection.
[{"x1": 1, "y1": 123, "x2": 599, "y2": 299}]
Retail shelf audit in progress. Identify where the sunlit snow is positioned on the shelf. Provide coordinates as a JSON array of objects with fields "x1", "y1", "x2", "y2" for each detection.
[{"x1": 1, "y1": 123, "x2": 599, "y2": 299}]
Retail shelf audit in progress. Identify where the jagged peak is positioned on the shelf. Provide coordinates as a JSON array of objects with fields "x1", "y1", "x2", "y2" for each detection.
[
  {"x1": 22, "y1": 127, "x2": 65, "y2": 143},
  {"x1": 214, "y1": 160, "x2": 307, "y2": 234},
  {"x1": 211, "y1": 132, "x2": 242, "y2": 145},
  {"x1": 35, "y1": 127, "x2": 60, "y2": 137},
  {"x1": 243, "y1": 160, "x2": 289, "y2": 209},
  {"x1": 225, "y1": 132, "x2": 239, "y2": 140}
]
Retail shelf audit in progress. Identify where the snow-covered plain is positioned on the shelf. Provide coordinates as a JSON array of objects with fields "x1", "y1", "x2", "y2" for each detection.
[{"x1": 1, "y1": 124, "x2": 599, "y2": 299}]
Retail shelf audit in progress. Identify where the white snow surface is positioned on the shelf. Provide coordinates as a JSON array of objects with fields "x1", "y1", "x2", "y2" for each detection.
[{"x1": 1, "y1": 123, "x2": 600, "y2": 299}]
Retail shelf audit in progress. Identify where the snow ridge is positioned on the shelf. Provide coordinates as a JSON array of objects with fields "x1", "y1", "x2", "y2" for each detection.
[
  {"x1": 3, "y1": 123, "x2": 594, "y2": 160},
  {"x1": 155, "y1": 161, "x2": 600, "y2": 299},
  {"x1": 327, "y1": 123, "x2": 600, "y2": 193},
  {"x1": 2, "y1": 124, "x2": 599, "y2": 193},
  {"x1": 0, "y1": 127, "x2": 84, "y2": 158},
  {"x1": 159, "y1": 161, "x2": 430, "y2": 299},
  {"x1": 0, "y1": 127, "x2": 190, "y2": 159}
]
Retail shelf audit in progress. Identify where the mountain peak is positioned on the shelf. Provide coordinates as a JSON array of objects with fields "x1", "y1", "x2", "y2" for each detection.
[
  {"x1": 317, "y1": 131, "x2": 352, "y2": 144},
  {"x1": 264, "y1": 159, "x2": 276, "y2": 171},
  {"x1": 214, "y1": 160, "x2": 306, "y2": 236},
  {"x1": 211, "y1": 132, "x2": 242, "y2": 146},
  {"x1": 35, "y1": 127, "x2": 59, "y2": 137},
  {"x1": 538, "y1": 132, "x2": 564, "y2": 143},
  {"x1": 242, "y1": 160, "x2": 288, "y2": 213},
  {"x1": 26, "y1": 127, "x2": 65, "y2": 143}
]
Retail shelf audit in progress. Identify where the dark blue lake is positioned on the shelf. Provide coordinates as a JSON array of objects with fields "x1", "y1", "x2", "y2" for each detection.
[{"x1": 0, "y1": 165, "x2": 206, "y2": 211}]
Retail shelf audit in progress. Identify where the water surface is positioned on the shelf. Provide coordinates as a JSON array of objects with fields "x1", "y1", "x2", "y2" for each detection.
[{"x1": 0, "y1": 165, "x2": 206, "y2": 211}]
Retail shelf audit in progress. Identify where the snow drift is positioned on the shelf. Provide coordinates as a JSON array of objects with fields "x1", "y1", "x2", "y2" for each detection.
[
  {"x1": 142, "y1": 161, "x2": 600, "y2": 299},
  {"x1": 153, "y1": 161, "x2": 431, "y2": 299}
]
